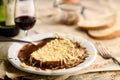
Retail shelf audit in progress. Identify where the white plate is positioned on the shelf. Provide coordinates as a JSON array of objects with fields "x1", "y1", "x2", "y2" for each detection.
[{"x1": 8, "y1": 33, "x2": 97, "y2": 75}]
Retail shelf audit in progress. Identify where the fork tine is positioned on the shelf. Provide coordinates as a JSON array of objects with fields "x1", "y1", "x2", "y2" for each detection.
[
  {"x1": 97, "y1": 46, "x2": 103, "y2": 55},
  {"x1": 96, "y1": 42, "x2": 111, "y2": 58},
  {"x1": 98, "y1": 42, "x2": 111, "y2": 56},
  {"x1": 96, "y1": 42, "x2": 105, "y2": 56},
  {"x1": 100, "y1": 47, "x2": 111, "y2": 58}
]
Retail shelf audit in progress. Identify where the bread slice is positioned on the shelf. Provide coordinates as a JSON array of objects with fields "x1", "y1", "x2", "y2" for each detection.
[
  {"x1": 88, "y1": 15, "x2": 120, "y2": 39},
  {"x1": 30, "y1": 37, "x2": 88, "y2": 69},
  {"x1": 77, "y1": 12, "x2": 116, "y2": 30}
]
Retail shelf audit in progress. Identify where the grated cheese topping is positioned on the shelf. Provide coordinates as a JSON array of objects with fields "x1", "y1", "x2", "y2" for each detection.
[{"x1": 30, "y1": 37, "x2": 86, "y2": 65}]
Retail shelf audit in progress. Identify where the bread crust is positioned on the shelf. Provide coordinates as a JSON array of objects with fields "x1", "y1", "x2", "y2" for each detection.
[
  {"x1": 88, "y1": 29, "x2": 120, "y2": 40},
  {"x1": 31, "y1": 53, "x2": 88, "y2": 69}
]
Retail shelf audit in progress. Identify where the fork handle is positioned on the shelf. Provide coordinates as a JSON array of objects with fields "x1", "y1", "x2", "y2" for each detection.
[{"x1": 111, "y1": 57, "x2": 120, "y2": 66}]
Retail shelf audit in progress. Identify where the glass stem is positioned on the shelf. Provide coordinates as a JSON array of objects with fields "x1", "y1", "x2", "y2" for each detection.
[{"x1": 24, "y1": 30, "x2": 28, "y2": 37}]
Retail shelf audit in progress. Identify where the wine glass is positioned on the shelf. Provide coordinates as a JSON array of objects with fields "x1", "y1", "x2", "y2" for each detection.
[
  {"x1": 54, "y1": 0, "x2": 80, "y2": 11},
  {"x1": 14, "y1": 0, "x2": 36, "y2": 36},
  {"x1": 53, "y1": 0, "x2": 81, "y2": 25}
]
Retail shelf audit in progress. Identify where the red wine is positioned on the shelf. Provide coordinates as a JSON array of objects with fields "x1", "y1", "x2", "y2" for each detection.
[{"x1": 15, "y1": 16, "x2": 36, "y2": 30}]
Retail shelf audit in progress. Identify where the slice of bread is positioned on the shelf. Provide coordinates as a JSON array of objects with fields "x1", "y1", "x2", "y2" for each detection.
[
  {"x1": 88, "y1": 15, "x2": 120, "y2": 39},
  {"x1": 77, "y1": 12, "x2": 116, "y2": 30},
  {"x1": 30, "y1": 37, "x2": 88, "y2": 69}
]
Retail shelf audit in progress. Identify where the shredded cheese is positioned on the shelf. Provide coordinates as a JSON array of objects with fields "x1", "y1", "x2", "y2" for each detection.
[{"x1": 30, "y1": 37, "x2": 86, "y2": 67}]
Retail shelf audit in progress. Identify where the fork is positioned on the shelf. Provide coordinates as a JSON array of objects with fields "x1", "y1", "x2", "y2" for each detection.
[{"x1": 96, "y1": 42, "x2": 120, "y2": 66}]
